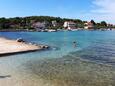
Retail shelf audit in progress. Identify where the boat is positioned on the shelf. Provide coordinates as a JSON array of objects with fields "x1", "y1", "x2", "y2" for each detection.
[
  {"x1": 70, "y1": 29, "x2": 78, "y2": 31},
  {"x1": 48, "y1": 29, "x2": 57, "y2": 32}
]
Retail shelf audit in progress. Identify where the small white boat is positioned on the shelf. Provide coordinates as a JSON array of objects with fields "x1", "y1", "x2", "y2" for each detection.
[
  {"x1": 48, "y1": 29, "x2": 57, "y2": 32},
  {"x1": 70, "y1": 29, "x2": 78, "y2": 31}
]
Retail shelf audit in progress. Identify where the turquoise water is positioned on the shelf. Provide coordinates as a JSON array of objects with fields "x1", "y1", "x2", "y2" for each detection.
[
  {"x1": 1, "y1": 31, "x2": 115, "y2": 62},
  {"x1": 0, "y1": 31, "x2": 115, "y2": 86},
  {"x1": 0, "y1": 31, "x2": 92, "y2": 59}
]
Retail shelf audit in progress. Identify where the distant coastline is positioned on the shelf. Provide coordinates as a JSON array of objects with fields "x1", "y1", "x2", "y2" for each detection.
[
  {"x1": 0, "y1": 16, "x2": 115, "y2": 32},
  {"x1": 0, "y1": 28, "x2": 114, "y2": 32}
]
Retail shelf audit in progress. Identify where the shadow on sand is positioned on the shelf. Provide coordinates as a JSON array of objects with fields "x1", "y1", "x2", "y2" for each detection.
[{"x1": 0, "y1": 75, "x2": 11, "y2": 79}]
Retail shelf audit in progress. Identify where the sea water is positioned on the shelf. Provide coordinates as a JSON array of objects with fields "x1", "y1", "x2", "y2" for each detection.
[{"x1": 0, "y1": 31, "x2": 115, "y2": 86}]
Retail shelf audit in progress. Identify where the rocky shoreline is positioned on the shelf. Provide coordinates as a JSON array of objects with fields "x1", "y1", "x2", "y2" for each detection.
[{"x1": 0, "y1": 37, "x2": 49, "y2": 56}]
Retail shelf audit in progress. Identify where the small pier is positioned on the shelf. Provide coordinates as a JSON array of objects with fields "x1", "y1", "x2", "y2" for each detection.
[{"x1": 0, "y1": 37, "x2": 49, "y2": 56}]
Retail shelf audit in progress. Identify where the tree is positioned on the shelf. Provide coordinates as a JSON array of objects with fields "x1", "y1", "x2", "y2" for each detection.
[
  {"x1": 90, "y1": 20, "x2": 96, "y2": 25},
  {"x1": 100, "y1": 21, "x2": 107, "y2": 27},
  {"x1": 0, "y1": 16, "x2": 109, "y2": 30},
  {"x1": 0, "y1": 18, "x2": 11, "y2": 29}
]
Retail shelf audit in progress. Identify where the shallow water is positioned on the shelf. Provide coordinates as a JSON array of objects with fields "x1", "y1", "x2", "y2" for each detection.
[{"x1": 0, "y1": 31, "x2": 115, "y2": 86}]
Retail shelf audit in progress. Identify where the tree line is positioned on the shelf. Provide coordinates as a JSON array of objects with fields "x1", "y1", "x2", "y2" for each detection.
[{"x1": 0, "y1": 16, "x2": 114, "y2": 30}]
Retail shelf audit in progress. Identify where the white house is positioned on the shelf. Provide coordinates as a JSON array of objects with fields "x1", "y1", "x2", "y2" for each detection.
[
  {"x1": 63, "y1": 21, "x2": 76, "y2": 30},
  {"x1": 84, "y1": 22, "x2": 94, "y2": 29},
  {"x1": 52, "y1": 21, "x2": 57, "y2": 27}
]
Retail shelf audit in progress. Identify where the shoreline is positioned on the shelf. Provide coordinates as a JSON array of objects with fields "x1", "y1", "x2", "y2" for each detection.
[
  {"x1": 0, "y1": 37, "x2": 48, "y2": 56},
  {"x1": 0, "y1": 28, "x2": 114, "y2": 32}
]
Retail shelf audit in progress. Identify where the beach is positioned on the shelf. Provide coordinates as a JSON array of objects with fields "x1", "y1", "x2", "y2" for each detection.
[
  {"x1": 0, "y1": 37, "x2": 43, "y2": 56},
  {"x1": 0, "y1": 31, "x2": 115, "y2": 86}
]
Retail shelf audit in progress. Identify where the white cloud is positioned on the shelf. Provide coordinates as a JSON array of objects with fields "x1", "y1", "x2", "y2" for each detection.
[
  {"x1": 92, "y1": 0, "x2": 115, "y2": 14},
  {"x1": 87, "y1": 0, "x2": 115, "y2": 24}
]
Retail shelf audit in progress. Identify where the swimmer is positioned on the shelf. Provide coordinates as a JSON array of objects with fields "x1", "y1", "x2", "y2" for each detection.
[{"x1": 73, "y1": 41, "x2": 77, "y2": 47}]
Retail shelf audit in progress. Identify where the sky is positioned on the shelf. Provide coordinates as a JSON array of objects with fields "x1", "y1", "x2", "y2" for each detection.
[{"x1": 0, "y1": 0, "x2": 115, "y2": 24}]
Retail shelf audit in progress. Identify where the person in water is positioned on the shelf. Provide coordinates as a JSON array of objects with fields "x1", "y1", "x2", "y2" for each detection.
[{"x1": 73, "y1": 41, "x2": 77, "y2": 47}]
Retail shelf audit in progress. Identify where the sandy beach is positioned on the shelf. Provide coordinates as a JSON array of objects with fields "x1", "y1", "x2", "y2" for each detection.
[{"x1": 0, "y1": 37, "x2": 43, "y2": 56}]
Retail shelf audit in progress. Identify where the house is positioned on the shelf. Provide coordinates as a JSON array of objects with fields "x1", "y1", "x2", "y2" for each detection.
[
  {"x1": 32, "y1": 22, "x2": 46, "y2": 31},
  {"x1": 63, "y1": 21, "x2": 76, "y2": 30},
  {"x1": 84, "y1": 22, "x2": 94, "y2": 29},
  {"x1": 52, "y1": 21, "x2": 57, "y2": 27}
]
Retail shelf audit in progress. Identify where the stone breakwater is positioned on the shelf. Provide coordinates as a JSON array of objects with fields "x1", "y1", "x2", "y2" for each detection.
[{"x1": 0, "y1": 37, "x2": 49, "y2": 56}]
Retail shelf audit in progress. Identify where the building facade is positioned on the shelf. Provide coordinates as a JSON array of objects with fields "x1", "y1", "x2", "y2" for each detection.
[
  {"x1": 84, "y1": 22, "x2": 94, "y2": 29},
  {"x1": 63, "y1": 21, "x2": 76, "y2": 30},
  {"x1": 52, "y1": 21, "x2": 57, "y2": 27}
]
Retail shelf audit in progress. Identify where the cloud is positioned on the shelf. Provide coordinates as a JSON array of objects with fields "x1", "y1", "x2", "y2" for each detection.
[
  {"x1": 92, "y1": 0, "x2": 115, "y2": 14},
  {"x1": 86, "y1": 0, "x2": 115, "y2": 24}
]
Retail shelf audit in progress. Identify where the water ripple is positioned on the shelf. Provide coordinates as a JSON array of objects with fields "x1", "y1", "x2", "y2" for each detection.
[{"x1": 68, "y1": 42, "x2": 115, "y2": 65}]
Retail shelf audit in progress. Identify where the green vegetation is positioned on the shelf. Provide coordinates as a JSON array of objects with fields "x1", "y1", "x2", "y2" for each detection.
[{"x1": 0, "y1": 16, "x2": 114, "y2": 31}]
